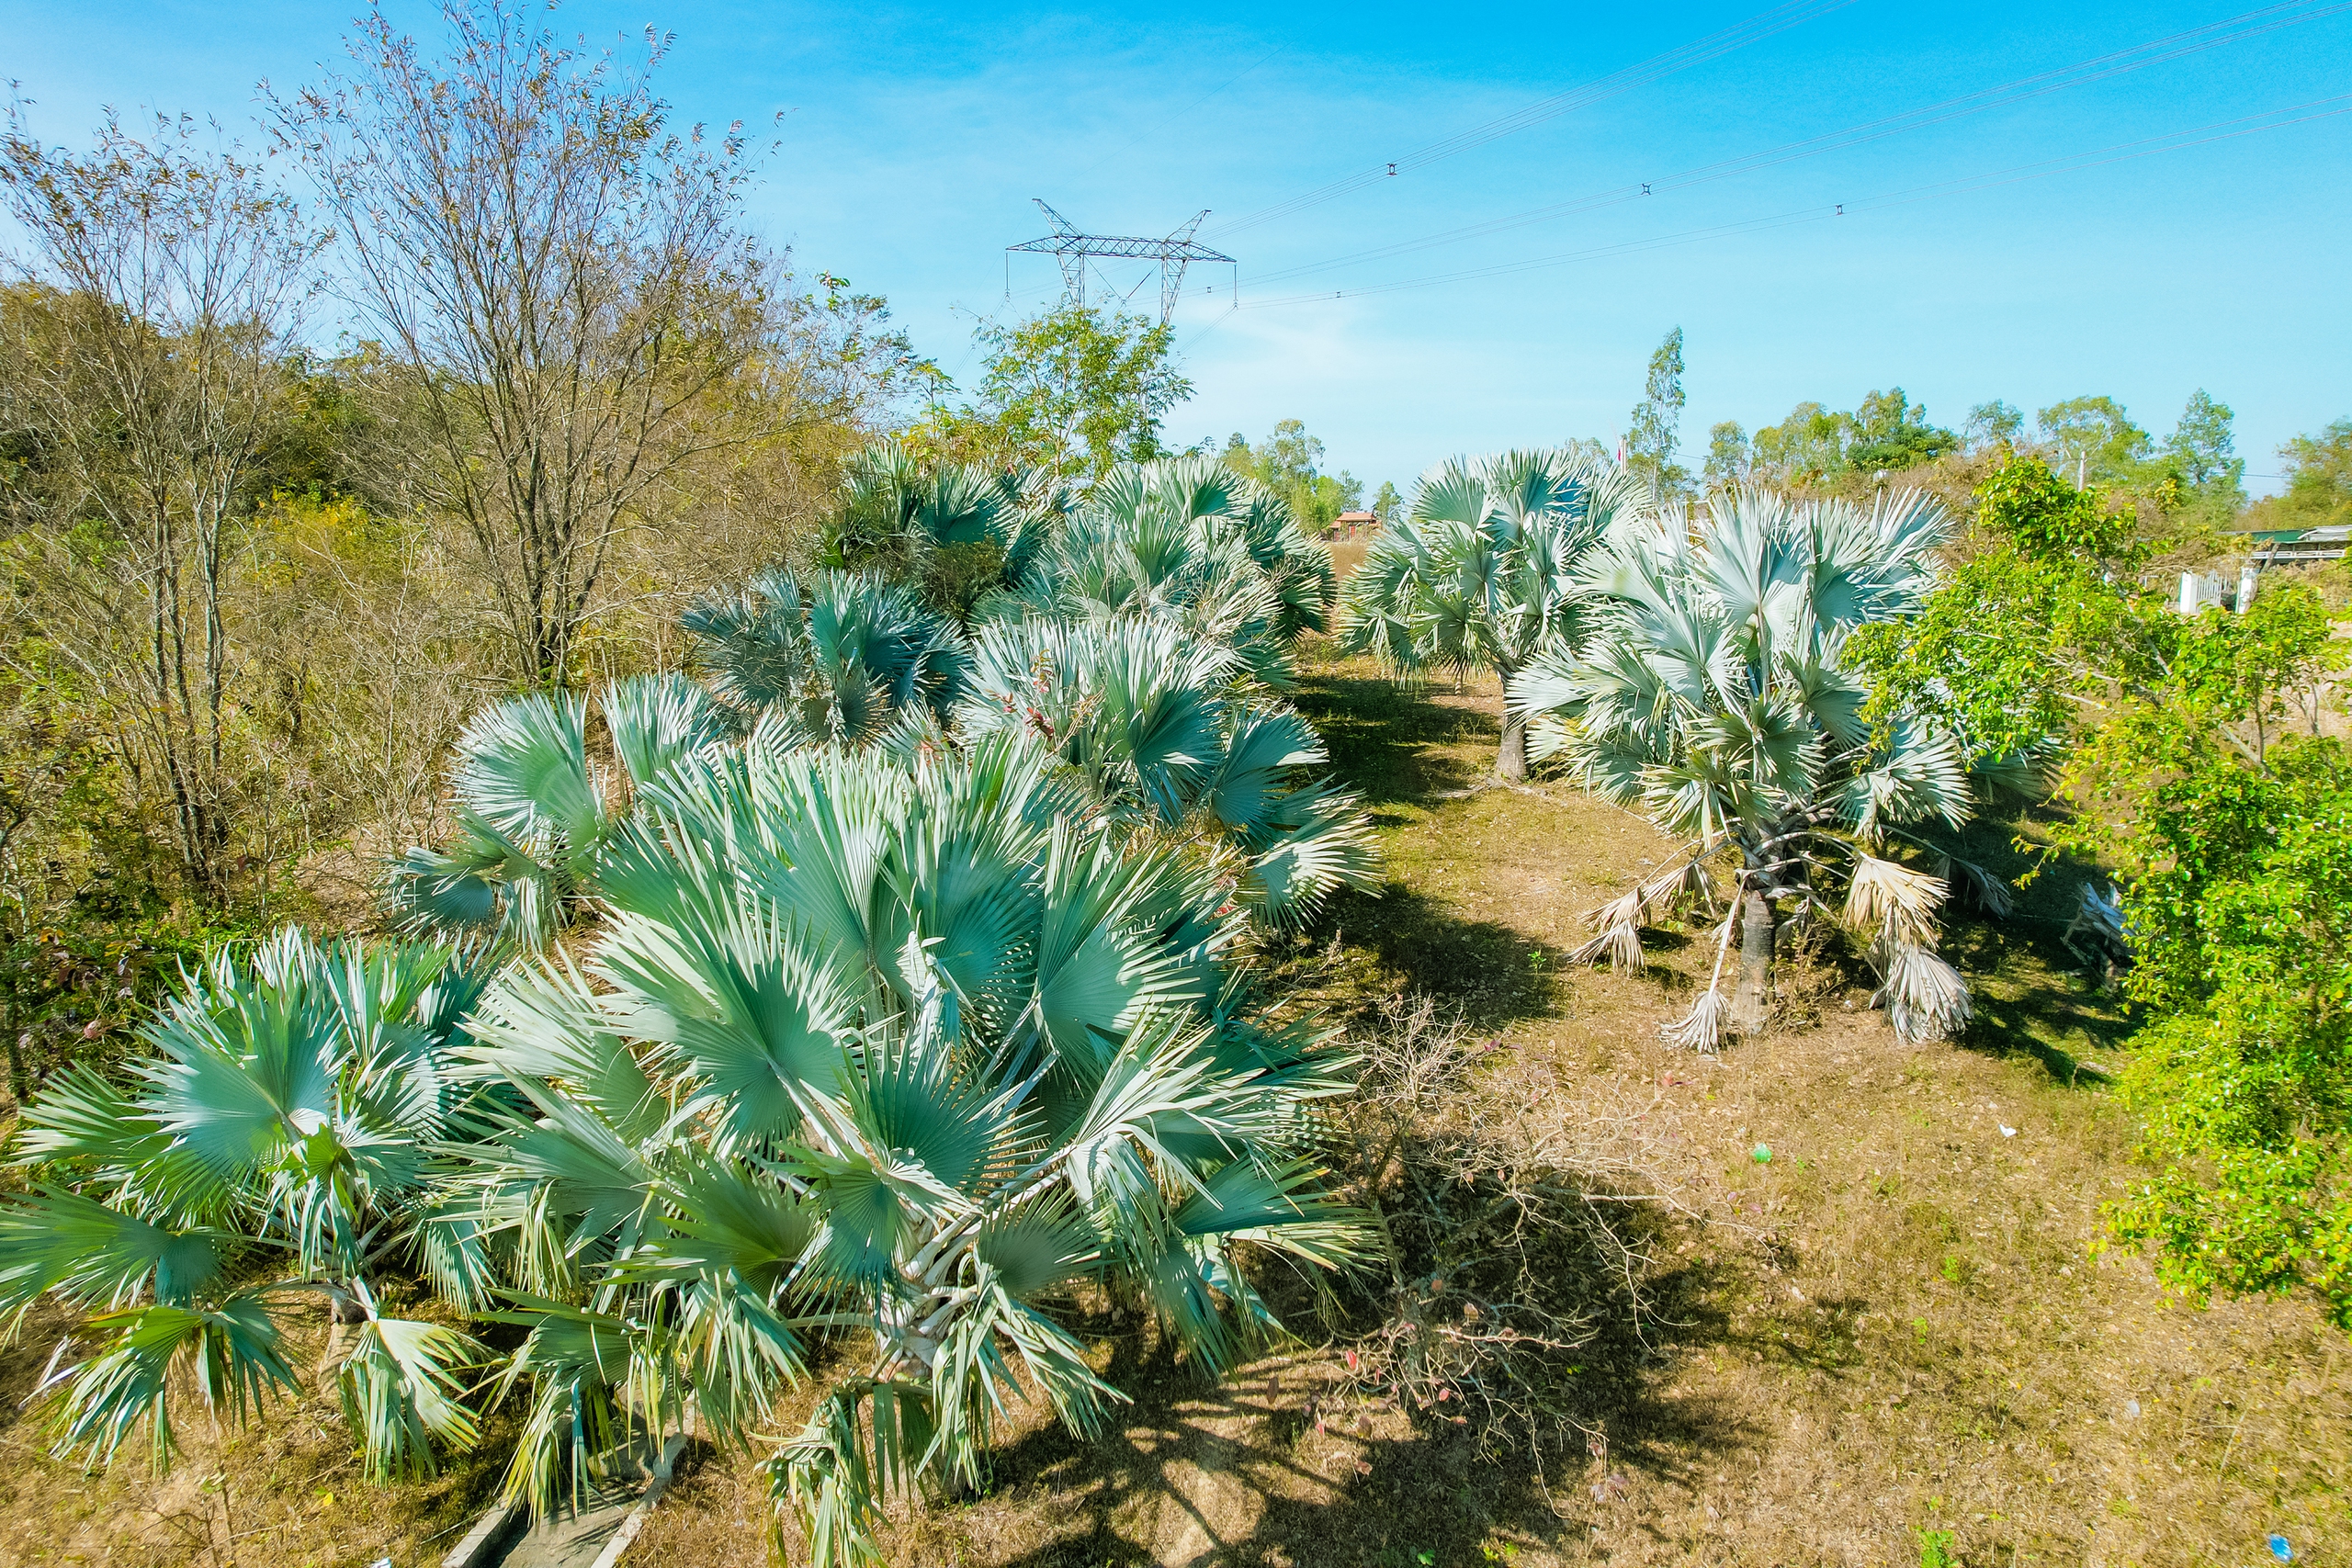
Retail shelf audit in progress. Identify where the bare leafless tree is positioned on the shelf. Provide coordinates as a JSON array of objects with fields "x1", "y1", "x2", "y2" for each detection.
[
  {"x1": 0, "y1": 107, "x2": 322, "y2": 904},
  {"x1": 274, "y1": 0, "x2": 793, "y2": 687}
]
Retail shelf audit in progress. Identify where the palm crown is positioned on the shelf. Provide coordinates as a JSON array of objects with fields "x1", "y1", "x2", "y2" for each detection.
[
  {"x1": 960, "y1": 615, "x2": 1378, "y2": 929},
  {"x1": 1340, "y1": 448, "x2": 1651, "y2": 777},
  {"x1": 987, "y1": 452, "x2": 1336, "y2": 690},
  {"x1": 420, "y1": 734, "x2": 1369, "y2": 1551},
  {"x1": 683, "y1": 567, "x2": 969, "y2": 746}
]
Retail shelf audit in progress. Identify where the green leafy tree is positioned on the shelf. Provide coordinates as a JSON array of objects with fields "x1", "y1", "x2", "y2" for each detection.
[
  {"x1": 1340, "y1": 450, "x2": 1648, "y2": 779},
  {"x1": 911, "y1": 304, "x2": 1191, "y2": 481},
  {"x1": 1702, "y1": 421, "x2": 1750, "y2": 492},
  {"x1": 2165, "y1": 389, "x2": 2245, "y2": 510},
  {"x1": 1512, "y1": 488, "x2": 1986, "y2": 1047},
  {"x1": 1624, "y1": 327, "x2": 1690, "y2": 498},
  {"x1": 2036, "y1": 395, "x2": 2154, "y2": 490},
  {"x1": 2251, "y1": 418, "x2": 2352, "y2": 533},
  {"x1": 1854, "y1": 450, "x2": 2352, "y2": 1324},
  {"x1": 0, "y1": 931, "x2": 493, "y2": 1478},
  {"x1": 2055, "y1": 591, "x2": 2349, "y2": 1323},
  {"x1": 1557, "y1": 435, "x2": 1612, "y2": 470},
  {"x1": 1964, "y1": 400, "x2": 2025, "y2": 452},
  {"x1": 1847, "y1": 388, "x2": 1958, "y2": 473},
  {"x1": 1749, "y1": 401, "x2": 1854, "y2": 486},
  {"x1": 1370, "y1": 479, "x2": 1404, "y2": 523},
  {"x1": 1748, "y1": 390, "x2": 1955, "y2": 485},
  {"x1": 1849, "y1": 454, "x2": 2160, "y2": 773},
  {"x1": 1223, "y1": 421, "x2": 1363, "y2": 533}
]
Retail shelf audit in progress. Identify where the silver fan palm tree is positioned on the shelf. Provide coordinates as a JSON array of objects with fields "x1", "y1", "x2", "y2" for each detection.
[
  {"x1": 1339, "y1": 449, "x2": 1652, "y2": 779},
  {"x1": 452, "y1": 734, "x2": 1370, "y2": 1560},
  {"x1": 0, "y1": 931, "x2": 493, "y2": 1479},
  {"x1": 1509, "y1": 486, "x2": 1996, "y2": 1047},
  {"x1": 959, "y1": 616, "x2": 1379, "y2": 929},
  {"x1": 987, "y1": 453, "x2": 1335, "y2": 691}
]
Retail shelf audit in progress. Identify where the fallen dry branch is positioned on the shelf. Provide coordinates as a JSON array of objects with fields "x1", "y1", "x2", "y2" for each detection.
[{"x1": 1329, "y1": 994, "x2": 1702, "y2": 1479}]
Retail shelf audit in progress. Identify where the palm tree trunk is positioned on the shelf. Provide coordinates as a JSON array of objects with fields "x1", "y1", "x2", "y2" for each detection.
[
  {"x1": 1497, "y1": 713, "x2": 1529, "y2": 781},
  {"x1": 1731, "y1": 886, "x2": 1774, "y2": 1033}
]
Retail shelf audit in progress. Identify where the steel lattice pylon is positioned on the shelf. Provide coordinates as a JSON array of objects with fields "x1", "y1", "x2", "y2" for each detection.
[{"x1": 1007, "y1": 200, "x2": 1236, "y2": 322}]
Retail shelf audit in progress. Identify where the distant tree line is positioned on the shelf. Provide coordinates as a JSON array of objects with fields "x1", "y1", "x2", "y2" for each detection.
[{"x1": 1601, "y1": 326, "x2": 2345, "y2": 561}]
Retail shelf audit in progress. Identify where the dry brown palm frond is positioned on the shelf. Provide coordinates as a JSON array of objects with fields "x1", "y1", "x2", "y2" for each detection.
[
  {"x1": 1871, "y1": 942, "x2": 1972, "y2": 1043},
  {"x1": 1643, "y1": 856, "x2": 1714, "y2": 909},
  {"x1": 1844, "y1": 855, "x2": 1947, "y2": 947},
  {"x1": 1660, "y1": 987, "x2": 1728, "y2": 1053},
  {"x1": 1570, "y1": 888, "x2": 1648, "y2": 970},
  {"x1": 1570, "y1": 854, "x2": 1715, "y2": 973}
]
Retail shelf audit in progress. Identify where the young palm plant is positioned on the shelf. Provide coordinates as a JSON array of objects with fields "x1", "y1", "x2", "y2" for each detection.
[
  {"x1": 385, "y1": 673, "x2": 731, "y2": 951},
  {"x1": 0, "y1": 931, "x2": 493, "y2": 1477},
  {"x1": 450, "y1": 734, "x2": 1370, "y2": 1562},
  {"x1": 959, "y1": 616, "x2": 1380, "y2": 929},
  {"x1": 1340, "y1": 449, "x2": 1651, "y2": 779},
  {"x1": 682, "y1": 567, "x2": 969, "y2": 746},
  {"x1": 1510, "y1": 487, "x2": 1993, "y2": 1047},
  {"x1": 988, "y1": 454, "x2": 1335, "y2": 690}
]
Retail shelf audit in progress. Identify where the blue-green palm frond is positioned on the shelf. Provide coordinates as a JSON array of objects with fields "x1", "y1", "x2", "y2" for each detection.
[
  {"x1": 0, "y1": 1191, "x2": 223, "y2": 1316},
  {"x1": 1693, "y1": 487, "x2": 1806, "y2": 633},
  {"x1": 594, "y1": 892, "x2": 860, "y2": 1152},
  {"x1": 466, "y1": 955, "x2": 666, "y2": 1142},
  {"x1": 1200, "y1": 707, "x2": 1323, "y2": 837},
  {"x1": 1028, "y1": 827, "x2": 1209, "y2": 1086},
  {"x1": 44, "y1": 1292, "x2": 296, "y2": 1472},
  {"x1": 602, "y1": 672, "x2": 731, "y2": 788},
  {"x1": 336, "y1": 1316, "x2": 484, "y2": 1483},
  {"x1": 452, "y1": 692, "x2": 602, "y2": 849},
  {"x1": 1170, "y1": 1155, "x2": 1373, "y2": 1270},
  {"x1": 1410, "y1": 455, "x2": 1488, "y2": 527},
  {"x1": 1839, "y1": 719, "x2": 1973, "y2": 839},
  {"x1": 1239, "y1": 777, "x2": 1382, "y2": 931}
]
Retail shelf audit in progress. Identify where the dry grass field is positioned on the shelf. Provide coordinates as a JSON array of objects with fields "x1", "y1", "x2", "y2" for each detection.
[{"x1": 3, "y1": 640, "x2": 2348, "y2": 1568}]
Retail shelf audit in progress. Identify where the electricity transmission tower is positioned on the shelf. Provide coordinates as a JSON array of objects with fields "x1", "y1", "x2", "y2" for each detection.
[{"x1": 1007, "y1": 200, "x2": 1236, "y2": 322}]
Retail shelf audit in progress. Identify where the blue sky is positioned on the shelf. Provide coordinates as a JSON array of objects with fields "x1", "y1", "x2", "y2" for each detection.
[{"x1": 7, "y1": 0, "x2": 2348, "y2": 499}]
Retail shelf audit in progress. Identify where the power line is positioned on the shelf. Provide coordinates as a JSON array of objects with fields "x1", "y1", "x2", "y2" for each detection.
[
  {"x1": 1202, "y1": 0, "x2": 1860, "y2": 243},
  {"x1": 1069, "y1": 43, "x2": 1285, "y2": 184},
  {"x1": 1229, "y1": 92, "x2": 2352, "y2": 309},
  {"x1": 1249, "y1": 0, "x2": 2352, "y2": 288}
]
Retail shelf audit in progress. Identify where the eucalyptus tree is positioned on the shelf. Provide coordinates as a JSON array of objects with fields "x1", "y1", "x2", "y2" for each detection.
[
  {"x1": 451, "y1": 734, "x2": 1369, "y2": 1560},
  {"x1": 1510, "y1": 487, "x2": 1990, "y2": 1048},
  {"x1": 960, "y1": 616, "x2": 1379, "y2": 929},
  {"x1": 0, "y1": 931, "x2": 493, "y2": 1479},
  {"x1": 386, "y1": 674, "x2": 729, "y2": 951},
  {"x1": 1340, "y1": 449, "x2": 1651, "y2": 779},
  {"x1": 683, "y1": 568, "x2": 969, "y2": 744}
]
